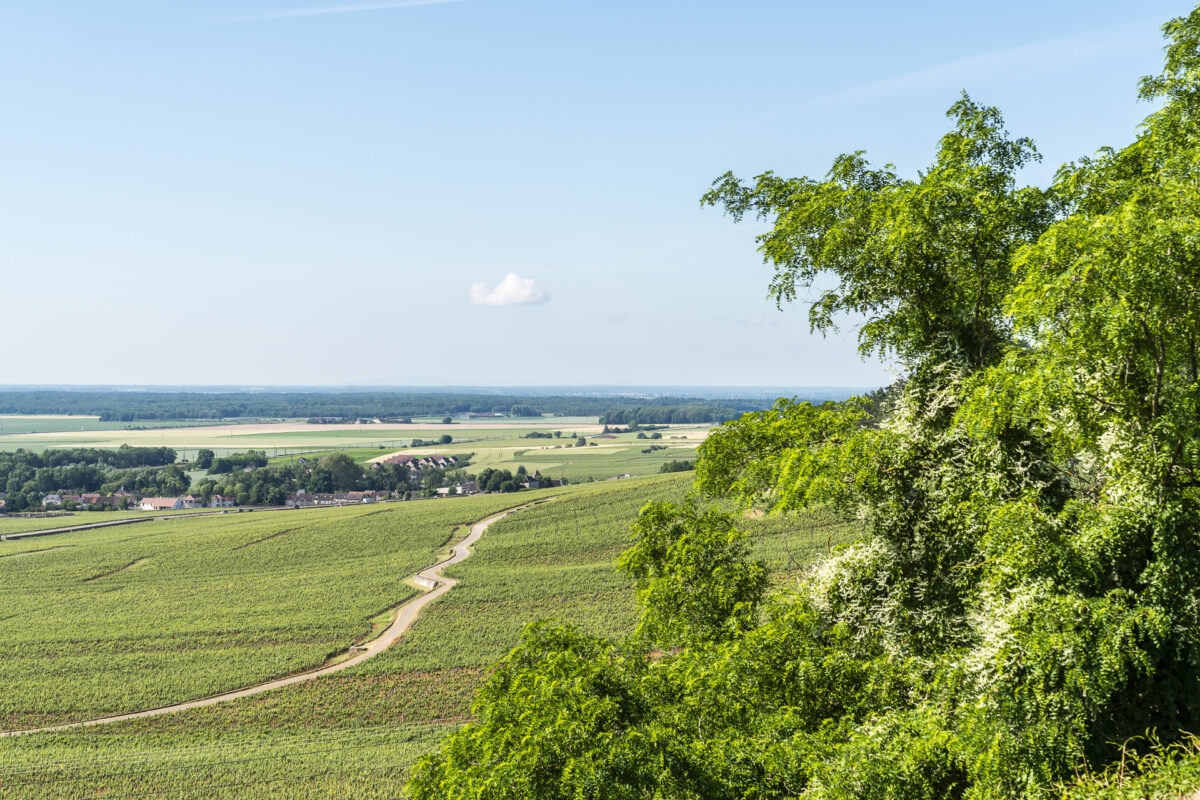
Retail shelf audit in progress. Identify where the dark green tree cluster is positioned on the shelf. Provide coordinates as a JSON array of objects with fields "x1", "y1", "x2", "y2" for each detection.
[
  {"x1": 33, "y1": 445, "x2": 177, "y2": 469},
  {"x1": 410, "y1": 435, "x2": 453, "y2": 447},
  {"x1": 206, "y1": 450, "x2": 269, "y2": 474},
  {"x1": 509, "y1": 404, "x2": 541, "y2": 417},
  {"x1": 191, "y1": 453, "x2": 417, "y2": 506},
  {"x1": 0, "y1": 447, "x2": 185, "y2": 511},
  {"x1": 407, "y1": 12, "x2": 1200, "y2": 798},
  {"x1": 474, "y1": 468, "x2": 522, "y2": 493}
]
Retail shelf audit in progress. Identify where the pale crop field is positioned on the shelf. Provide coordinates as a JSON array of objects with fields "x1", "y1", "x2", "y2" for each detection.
[
  {"x1": 0, "y1": 416, "x2": 225, "y2": 436},
  {"x1": 0, "y1": 417, "x2": 604, "y2": 456}
]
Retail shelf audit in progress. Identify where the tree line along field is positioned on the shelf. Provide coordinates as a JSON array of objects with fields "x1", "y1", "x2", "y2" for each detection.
[{"x1": 0, "y1": 473, "x2": 857, "y2": 798}]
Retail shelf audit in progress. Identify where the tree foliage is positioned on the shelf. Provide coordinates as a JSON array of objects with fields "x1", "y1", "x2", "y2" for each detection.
[{"x1": 408, "y1": 10, "x2": 1200, "y2": 799}]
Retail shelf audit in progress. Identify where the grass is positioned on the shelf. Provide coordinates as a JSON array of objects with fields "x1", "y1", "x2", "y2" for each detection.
[
  {"x1": 266, "y1": 446, "x2": 394, "y2": 466},
  {"x1": 0, "y1": 416, "x2": 239, "y2": 436},
  {"x1": 1062, "y1": 735, "x2": 1200, "y2": 799},
  {"x1": 0, "y1": 496, "x2": 534, "y2": 731},
  {"x1": 0, "y1": 473, "x2": 859, "y2": 798},
  {"x1": 0, "y1": 508, "x2": 228, "y2": 537}
]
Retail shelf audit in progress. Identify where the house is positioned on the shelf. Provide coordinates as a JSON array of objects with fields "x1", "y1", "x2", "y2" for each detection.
[
  {"x1": 181, "y1": 495, "x2": 202, "y2": 509},
  {"x1": 286, "y1": 492, "x2": 312, "y2": 508},
  {"x1": 42, "y1": 493, "x2": 63, "y2": 507},
  {"x1": 381, "y1": 454, "x2": 459, "y2": 471},
  {"x1": 140, "y1": 497, "x2": 184, "y2": 511},
  {"x1": 210, "y1": 495, "x2": 236, "y2": 508}
]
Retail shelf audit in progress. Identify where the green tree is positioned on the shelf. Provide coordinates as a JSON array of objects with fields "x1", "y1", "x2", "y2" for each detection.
[
  {"x1": 321, "y1": 453, "x2": 361, "y2": 491},
  {"x1": 702, "y1": 94, "x2": 1055, "y2": 374},
  {"x1": 408, "y1": 11, "x2": 1200, "y2": 799},
  {"x1": 617, "y1": 501, "x2": 766, "y2": 647}
]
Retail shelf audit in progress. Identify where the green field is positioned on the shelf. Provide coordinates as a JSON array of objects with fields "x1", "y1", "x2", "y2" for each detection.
[
  {"x1": 0, "y1": 508, "x2": 226, "y2": 537},
  {"x1": 0, "y1": 416, "x2": 240, "y2": 437},
  {"x1": 0, "y1": 496, "x2": 534, "y2": 731},
  {"x1": 0, "y1": 474, "x2": 857, "y2": 797}
]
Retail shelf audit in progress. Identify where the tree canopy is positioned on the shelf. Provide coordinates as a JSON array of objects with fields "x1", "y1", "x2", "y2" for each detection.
[{"x1": 407, "y1": 9, "x2": 1200, "y2": 799}]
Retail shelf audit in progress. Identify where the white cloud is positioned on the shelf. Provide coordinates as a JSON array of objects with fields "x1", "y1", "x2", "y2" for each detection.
[
  {"x1": 212, "y1": 0, "x2": 465, "y2": 24},
  {"x1": 468, "y1": 273, "x2": 549, "y2": 307}
]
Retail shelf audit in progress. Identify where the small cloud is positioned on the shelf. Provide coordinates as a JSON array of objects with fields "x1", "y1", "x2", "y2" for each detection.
[{"x1": 468, "y1": 273, "x2": 549, "y2": 307}]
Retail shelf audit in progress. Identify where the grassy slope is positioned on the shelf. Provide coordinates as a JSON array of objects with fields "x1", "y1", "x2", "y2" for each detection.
[
  {"x1": 0, "y1": 497, "x2": 528, "y2": 731},
  {"x1": 0, "y1": 475, "x2": 859, "y2": 798},
  {"x1": 0, "y1": 508, "x2": 222, "y2": 536}
]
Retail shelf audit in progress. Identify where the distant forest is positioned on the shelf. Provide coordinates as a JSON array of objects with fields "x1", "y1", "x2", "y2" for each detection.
[{"x1": 0, "y1": 391, "x2": 788, "y2": 423}]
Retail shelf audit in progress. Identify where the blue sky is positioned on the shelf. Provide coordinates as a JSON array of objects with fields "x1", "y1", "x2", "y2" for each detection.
[{"x1": 1, "y1": 1, "x2": 1184, "y2": 388}]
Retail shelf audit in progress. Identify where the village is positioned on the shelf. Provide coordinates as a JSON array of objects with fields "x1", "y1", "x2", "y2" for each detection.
[{"x1": 7, "y1": 451, "x2": 567, "y2": 516}]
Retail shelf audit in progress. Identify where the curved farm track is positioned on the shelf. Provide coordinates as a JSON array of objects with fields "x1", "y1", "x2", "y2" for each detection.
[{"x1": 0, "y1": 500, "x2": 550, "y2": 738}]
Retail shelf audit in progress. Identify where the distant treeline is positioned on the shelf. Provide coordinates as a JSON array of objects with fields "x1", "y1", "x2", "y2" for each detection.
[
  {"x1": 598, "y1": 405, "x2": 738, "y2": 425},
  {"x1": 0, "y1": 391, "x2": 772, "y2": 422}
]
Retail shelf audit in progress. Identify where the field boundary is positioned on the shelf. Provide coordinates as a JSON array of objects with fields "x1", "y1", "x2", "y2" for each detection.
[{"x1": 0, "y1": 498, "x2": 555, "y2": 738}]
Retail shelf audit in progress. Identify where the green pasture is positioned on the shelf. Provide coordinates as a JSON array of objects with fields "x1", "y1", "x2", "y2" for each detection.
[
  {"x1": 0, "y1": 416, "x2": 240, "y2": 437},
  {"x1": 487, "y1": 444, "x2": 700, "y2": 482},
  {"x1": 0, "y1": 495, "x2": 535, "y2": 731},
  {"x1": 0, "y1": 473, "x2": 859, "y2": 797},
  {"x1": 0, "y1": 508, "x2": 225, "y2": 537}
]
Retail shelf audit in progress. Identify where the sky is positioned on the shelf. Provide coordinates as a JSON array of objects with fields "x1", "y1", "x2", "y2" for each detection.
[{"x1": 0, "y1": 0, "x2": 1187, "y2": 389}]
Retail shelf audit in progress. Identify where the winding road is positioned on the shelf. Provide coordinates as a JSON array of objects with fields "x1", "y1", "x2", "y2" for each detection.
[{"x1": 0, "y1": 500, "x2": 548, "y2": 738}]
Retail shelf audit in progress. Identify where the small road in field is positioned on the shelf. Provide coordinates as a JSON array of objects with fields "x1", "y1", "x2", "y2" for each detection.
[
  {"x1": 0, "y1": 499, "x2": 550, "y2": 738},
  {"x1": 0, "y1": 510, "x2": 265, "y2": 541}
]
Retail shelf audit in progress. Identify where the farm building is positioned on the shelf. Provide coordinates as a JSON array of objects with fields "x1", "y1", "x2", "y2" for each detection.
[
  {"x1": 140, "y1": 497, "x2": 184, "y2": 511},
  {"x1": 379, "y1": 454, "x2": 458, "y2": 472}
]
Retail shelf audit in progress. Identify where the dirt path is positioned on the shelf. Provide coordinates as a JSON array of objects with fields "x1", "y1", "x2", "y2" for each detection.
[{"x1": 0, "y1": 500, "x2": 548, "y2": 738}]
